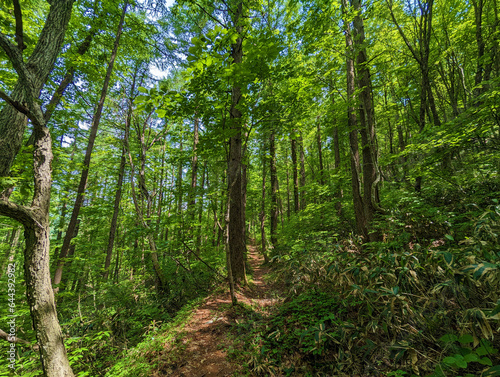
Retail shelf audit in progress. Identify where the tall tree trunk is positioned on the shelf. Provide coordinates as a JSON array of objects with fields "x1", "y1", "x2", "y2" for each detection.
[
  {"x1": 291, "y1": 134, "x2": 299, "y2": 212},
  {"x1": 260, "y1": 139, "x2": 268, "y2": 261},
  {"x1": 299, "y1": 133, "x2": 306, "y2": 210},
  {"x1": 269, "y1": 130, "x2": 278, "y2": 248},
  {"x1": 316, "y1": 121, "x2": 325, "y2": 186},
  {"x1": 342, "y1": 0, "x2": 369, "y2": 241},
  {"x1": 103, "y1": 70, "x2": 137, "y2": 281},
  {"x1": 53, "y1": 1, "x2": 128, "y2": 291},
  {"x1": 227, "y1": 0, "x2": 246, "y2": 283},
  {"x1": 188, "y1": 117, "x2": 199, "y2": 221},
  {"x1": 352, "y1": 0, "x2": 383, "y2": 242},
  {"x1": 196, "y1": 161, "x2": 207, "y2": 253},
  {"x1": 0, "y1": 1, "x2": 77, "y2": 374},
  {"x1": 0, "y1": 119, "x2": 75, "y2": 376},
  {"x1": 333, "y1": 124, "x2": 343, "y2": 215}
]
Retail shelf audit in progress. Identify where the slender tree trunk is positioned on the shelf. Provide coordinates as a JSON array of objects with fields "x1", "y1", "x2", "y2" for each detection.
[
  {"x1": 316, "y1": 121, "x2": 325, "y2": 185},
  {"x1": 299, "y1": 133, "x2": 306, "y2": 210},
  {"x1": 260, "y1": 140, "x2": 268, "y2": 261},
  {"x1": 53, "y1": 1, "x2": 128, "y2": 291},
  {"x1": 196, "y1": 161, "x2": 207, "y2": 253},
  {"x1": 103, "y1": 72, "x2": 136, "y2": 280},
  {"x1": 269, "y1": 130, "x2": 278, "y2": 248},
  {"x1": 188, "y1": 117, "x2": 199, "y2": 223},
  {"x1": 291, "y1": 134, "x2": 299, "y2": 212},
  {"x1": 333, "y1": 124, "x2": 342, "y2": 215}
]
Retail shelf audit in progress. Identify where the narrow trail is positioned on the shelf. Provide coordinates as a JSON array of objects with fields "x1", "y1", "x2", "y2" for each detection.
[{"x1": 156, "y1": 244, "x2": 279, "y2": 377}]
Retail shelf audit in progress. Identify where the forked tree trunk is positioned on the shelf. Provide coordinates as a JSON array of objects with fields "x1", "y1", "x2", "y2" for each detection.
[{"x1": 0, "y1": 0, "x2": 75, "y2": 179}]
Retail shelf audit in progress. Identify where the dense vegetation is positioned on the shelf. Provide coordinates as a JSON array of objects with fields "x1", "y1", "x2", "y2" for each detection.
[{"x1": 0, "y1": 0, "x2": 499, "y2": 375}]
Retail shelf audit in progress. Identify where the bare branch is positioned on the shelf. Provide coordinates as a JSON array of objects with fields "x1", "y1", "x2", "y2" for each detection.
[
  {"x1": 0, "y1": 89, "x2": 30, "y2": 115},
  {"x1": 13, "y1": 0, "x2": 26, "y2": 51}
]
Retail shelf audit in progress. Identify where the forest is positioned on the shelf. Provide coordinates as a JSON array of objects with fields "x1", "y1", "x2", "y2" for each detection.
[{"x1": 0, "y1": 0, "x2": 499, "y2": 375}]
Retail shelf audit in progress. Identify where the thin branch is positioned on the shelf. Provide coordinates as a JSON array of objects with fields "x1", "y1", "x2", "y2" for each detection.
[
  {"x1": 194, "y1": 2, "x2": 228, "y2": 29},
  {"x1": 0, "y1": 89, "x2": 30, "y2": 115},
  {"x1": 12, "y1": 0, "x2": 26, "y2": 51},
  {"x1": 181, "y1": 240, "x2": 225, "y2": 280}
]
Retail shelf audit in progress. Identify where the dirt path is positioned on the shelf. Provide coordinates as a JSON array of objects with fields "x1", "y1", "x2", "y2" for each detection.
[{"x1": 157, "y1": 244, "x2": 278, "y2": 377}]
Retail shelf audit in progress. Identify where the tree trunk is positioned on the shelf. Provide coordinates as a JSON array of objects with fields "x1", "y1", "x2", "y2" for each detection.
[
  {"x1": 188, "y1": 117, "x2": 199, "y2": 223},
  {"x1": 342, "y1": 0, "x2": 369, "y2": 241},
  {"x1": 316, "y1": 121, "x2": 325, "y2": 185},
  {"x1": 291, "y1": 134, "x2": 299, "y2": 212},
  {"x1": 352, "y1": 0, "x2": 382, "y2": 242},
  {"x1": 227, "y1": 0, "x2": 246, "y2": 283},
  {"x1": 269, "y1": 130, "x2": 278, "y2": 248},
  {"x1": 260, "y1": 139, "x2": 268, "y2": 261},
  {"x1": 299, "y1": 133, "x2": 306, "y2": 210},
  {"x1": 103, "y1": 69, "x2": 136, "y2": 280},
  {"x1": 53, "y1": 1, "x2": 128, "y2": 291},
  {"x1": 1, "y1": 123, "x2": 75, "y2": 377},
  {"x1": 333, "y1": 124, "x2": 342, "y2": 215}
]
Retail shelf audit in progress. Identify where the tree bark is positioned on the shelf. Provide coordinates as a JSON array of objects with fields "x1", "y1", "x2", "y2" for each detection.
[{"x1": 53, "y1": 1, "x2": 128, "y2": 291}]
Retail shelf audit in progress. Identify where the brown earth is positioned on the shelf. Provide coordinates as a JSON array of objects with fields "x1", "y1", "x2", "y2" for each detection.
[{"x1": 154, "y1": 244, "x2": 279, "y2": 377}]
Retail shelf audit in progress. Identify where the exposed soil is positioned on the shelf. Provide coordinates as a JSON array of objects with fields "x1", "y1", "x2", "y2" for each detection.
[{"x1": 156, "y1": 244, "x2": 278, "y2": 377}]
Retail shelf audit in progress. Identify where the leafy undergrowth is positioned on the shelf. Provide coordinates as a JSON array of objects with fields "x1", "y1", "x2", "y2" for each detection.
[{"x1": 226, "y1": 202, "x2": 500, "y2": 376}]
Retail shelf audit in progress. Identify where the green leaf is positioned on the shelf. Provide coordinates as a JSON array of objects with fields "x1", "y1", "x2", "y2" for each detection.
[
  {"x1": 156, "y1": 109, "x2": 166, "y2": 118},
  {"x1": 440, "y1": 334, "x2": 458, "y2": 343},
  {"x1": 463, "y1": 353, "x2": 479, "y2": 363},
  {"x1": 479, "y1": 357, "x2": 493, "y2": 366},
  {"x1": 443, "y1": 356, "x2": 457, "y2": 365},
  {"x1": 458, "y1": 334, "x2": 474, "y2": 344},
  {"x1": 445, "y1": 234, "x2": 454, "y2": 241},
  {"x1": 138, "y1": 86, "x2": 148, "y2": 93}
]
